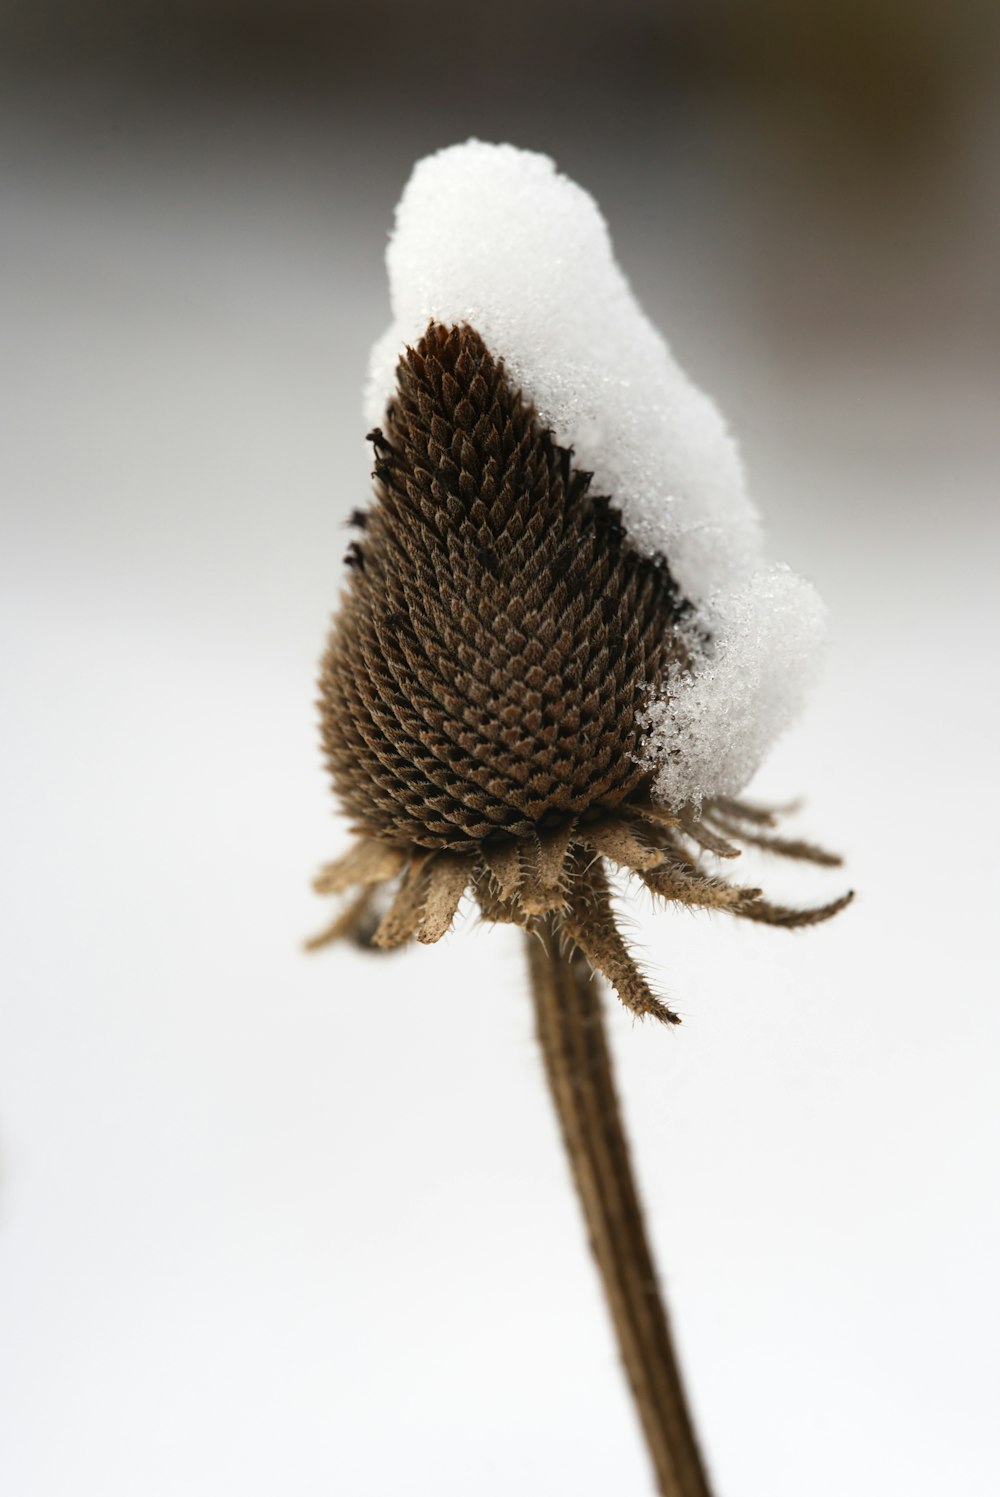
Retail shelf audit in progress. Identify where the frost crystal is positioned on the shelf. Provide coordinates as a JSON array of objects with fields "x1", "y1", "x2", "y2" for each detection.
[{"x1": 366, "y1": 140, "x2": 825, "y2": 809}]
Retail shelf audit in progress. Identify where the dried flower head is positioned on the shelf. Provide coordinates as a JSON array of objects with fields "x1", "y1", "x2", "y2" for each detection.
[{"x1": 310, "y1": 145, "x2": 851, "y2": 1023}]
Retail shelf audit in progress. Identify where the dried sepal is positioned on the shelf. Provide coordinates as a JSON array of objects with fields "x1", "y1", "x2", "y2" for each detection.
[
  {"x1": 372, "y1": 857, "x2": 432, "y2": 949},
  {"x1": 418, "y1": 854, "x2": 473, "y2": 944},
  {"x1": 305, "y1": 887, "x2": 379, "y2": 952},
  {"x1": 481, "y1": 840, "x2": 522, "y2": 902},
  {"x1": 676, "y1": 811, "x2": 741, "y2": 859},
  {"x1": 702, "y1": 810, "x2": 842, "y2": 867},
  {"x1": 561, "y1": 857, "x2": 681, "y2": 1026},
  {"x1": 313, "y1": 839, "x2": 406, "y2": 894},
  {"x1": 732, "y1": 890, "x2": 855, "y2": 929},
  {"x1": 581, "y1": 819, "x2": 663, "y2": 873}
]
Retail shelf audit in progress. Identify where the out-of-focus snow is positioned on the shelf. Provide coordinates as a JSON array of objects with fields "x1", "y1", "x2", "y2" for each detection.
[{"x1": 366, "y1": 140, "x2": 825, "y2": 807}]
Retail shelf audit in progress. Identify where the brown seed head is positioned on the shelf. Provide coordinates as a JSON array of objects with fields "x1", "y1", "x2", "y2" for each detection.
[
  {"x1": 311, "y1": 321, "x2": 852, "y2": 1020},
  {"x1": 319, "y1": 322, "x2": 687, "y2": 851}
]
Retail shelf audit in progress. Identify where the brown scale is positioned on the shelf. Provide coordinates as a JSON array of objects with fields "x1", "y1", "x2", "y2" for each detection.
[{"x1": 313, "y1": 322, "x2": 852, "y2": 1023}]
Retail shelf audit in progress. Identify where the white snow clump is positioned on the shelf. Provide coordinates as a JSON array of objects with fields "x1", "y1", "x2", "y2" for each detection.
[{"x1": 366, "y1": 140, "x2": 825, "y2": 809}]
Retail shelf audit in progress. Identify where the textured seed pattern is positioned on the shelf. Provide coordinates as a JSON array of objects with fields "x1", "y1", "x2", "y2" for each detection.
[
  {"x1": 311, "y1": 322, "x2": 852, "y2": 1018},
  {"x1": 319, "y1": 322, "x2": 687, "y2": 851}
]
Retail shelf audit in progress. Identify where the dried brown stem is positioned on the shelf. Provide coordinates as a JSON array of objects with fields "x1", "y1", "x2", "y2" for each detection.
[{"x1": 526, "y1": 920, "x2": 714, "y2": 1497}]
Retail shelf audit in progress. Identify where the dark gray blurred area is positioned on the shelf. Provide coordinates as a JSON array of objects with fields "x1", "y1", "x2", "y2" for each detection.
[{"x1": 5, "y1": 0, "x2": 999, "y2": 372}]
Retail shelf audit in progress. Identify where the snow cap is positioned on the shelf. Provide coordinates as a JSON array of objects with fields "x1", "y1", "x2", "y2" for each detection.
[{"x1": 365, "y1": 141, "x2": 825, "y2": 808}]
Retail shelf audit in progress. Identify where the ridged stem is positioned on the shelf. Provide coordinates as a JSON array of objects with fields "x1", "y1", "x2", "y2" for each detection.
[{"x1": 526, "y1": 919, "x2": 714, "y2": 1497}]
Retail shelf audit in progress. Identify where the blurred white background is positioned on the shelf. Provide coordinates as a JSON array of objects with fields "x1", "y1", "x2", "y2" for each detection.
[{"x1": 2, "y1": 6, "x2": 999, "y2": 1493}]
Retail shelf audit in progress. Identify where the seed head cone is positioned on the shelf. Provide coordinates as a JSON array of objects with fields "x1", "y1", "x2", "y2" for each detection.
[
  {"x1": 313, "y1": 322, "x2": 851, "y2": 1009},
  {"x1": 319, "y1": 322, "x2": 687, "y2": 851}
]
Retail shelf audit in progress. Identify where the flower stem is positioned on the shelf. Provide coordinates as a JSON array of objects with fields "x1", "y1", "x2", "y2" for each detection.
[{"x1": 526, "y1": 919, "x2": 714, "y2": 1497}]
